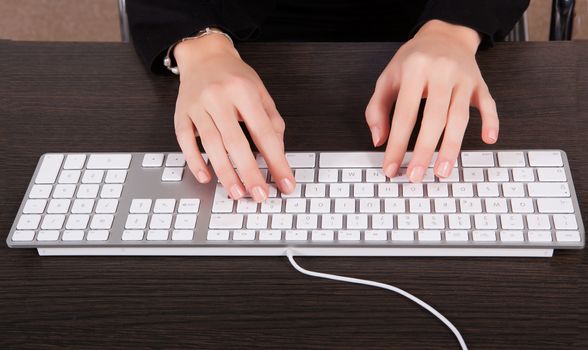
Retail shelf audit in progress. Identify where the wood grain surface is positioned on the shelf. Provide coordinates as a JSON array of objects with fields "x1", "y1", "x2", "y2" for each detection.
[{"x1": 1, "y1": 40, "x2": 587, "y2": 349}]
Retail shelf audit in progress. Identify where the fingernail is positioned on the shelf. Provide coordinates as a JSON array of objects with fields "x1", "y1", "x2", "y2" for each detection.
[
  {"x1": 437, "y1": 161, "x2": 451, "y2": 178},
  {"x1": 384, "y1": 163, "x2": 399, "y2": 178},
  {"x1": 487, "y1": 129, "x2": 498, "y2": 143},
  {"x1": 196, "y1": 170, "x2": 209, "y2": 183},
  {"x1": 251, "y1": 186, "x2": 268, "y2": 202},
  {"x1": 279, "y1": 178, "x2": 295, "y2": 194},
  {"x1": 230, "y1": 184, "x2": 245, "y2": 200},
  {"x1": 408, "y1": 166, "x2": 425, "y2": 183},
  {"x1": 371, "y1": 126, "x2": 381, "y2": 146}
]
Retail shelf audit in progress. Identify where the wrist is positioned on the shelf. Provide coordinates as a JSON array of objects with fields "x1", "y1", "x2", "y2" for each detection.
[
  {"x1": 415, "y1": 19, "x2": 481, "y2": 54},
  {"x1": 174, "y1": 32, "x2": 239, "y2": 72}
]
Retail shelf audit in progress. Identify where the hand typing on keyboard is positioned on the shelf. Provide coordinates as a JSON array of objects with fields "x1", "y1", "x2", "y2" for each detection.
[
  {"x1": 173, "y1": 31, "x2": 296, "y2": 203},
  {"x1": 365, "y1": 20, "x2": 499, "y2": 183}
]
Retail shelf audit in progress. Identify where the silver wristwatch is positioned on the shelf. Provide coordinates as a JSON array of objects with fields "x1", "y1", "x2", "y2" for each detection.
[{"x1": 163, "y1": 27, "x2": 234, "y2": 75}]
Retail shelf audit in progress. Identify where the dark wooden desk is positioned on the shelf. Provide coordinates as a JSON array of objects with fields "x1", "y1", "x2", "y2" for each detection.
[{"x1": 1, "y1": 40, "x2": 587, "y2": 350}]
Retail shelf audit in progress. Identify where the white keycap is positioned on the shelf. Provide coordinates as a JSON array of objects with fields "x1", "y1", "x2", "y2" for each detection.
[
  {"x1": 147, "y1": 230, "x2": 169, "y2": 241},
  {"x1": 485, "y1": 198, "x2": 508, "y2": 213},
  {"x1": 346, "y1": 214, "x2": 368, "y2": 229},
  {"x1": 271, "y1": 214, "x2": 293, "y2": 229},
  {"x1": 512, "y1": 168, "x2": 535, "y2": 182},
  {"x1": 122, "y1": 230, "x2": 144, "y2": 241},
  {"x1": 12, "y1": 230, "x2": 35, "y2": 241},
  {"x1": 297, "y1": 214, "x2": 318, "y2": 229},
  {"x1": 320, "y1": 152, "x2": 383, "y2": 168},
  {"x1": 77, "y1": 184, "x2": 100, "y2": 198},
  {"x1": 259, "y1": 230, "x2": 282, "y2": 241},
  {"x1": 426, "y1": 183, "x2": 448, "y2": 197},
  {"x1": 63, "y1": 154, "x2": 86, "y2": 169},
  {"x1": 95, "y1": 198, "x2": 118, "y2": 213},
  {"x1": 409, "y1": 199, "x2": 430, "y2": 213},
  {"x1": 286, "y1": 198, "x2": 306, "y2": 213},
  {"x1": 497, "y1": 152, "x2": 525, "y2": 167},
  {"x1": 37, "y1": 230, "x2": 60, "y2": 241},
  {"x1": 66, "y1": 214, "x2": 89, "y2": 229},
  {"x1": 310, "y1": 198, "x2": 331, "y2": 213},
  {"x1": 312, "y1": 230, "x2": 334, "y2": 241},
  {"x1": 334, "y1": 198, "x2": 354, "y2": 213},
  {"x1": 475, "y1": 214, "x2": 497, "y2": 229},
  {"x1": 207, "y1": 230, "x2": 230, "y2": 241},
  {"x1": 35, "y1": 154, "x2": 64, "y2": 184},
  {"x1": 365, "y1": 230, "x2": 387, "y2": 241},
  {"x1": 154, "y1": 199, "x2": 176, "y2": 213},
  {"x1": 171, "y1": 230, "x2": 193, "y2": 241},
  {"x1": 58, "y1": 170, "x2": 81, "y2": 184},
  {"x1": 62, "y1": 230, "x2": 85, "y2": 241},
  {"x1": 53, "y1": 184, "x2": 76, "y2": 198},
  {"x1": 342, "y1": 169, "x2": 362, "y2": 182},
  {"x1": 17, "y1": 215, "x2": 41, "y2": 230},
  {"x1": 460, "y1": 198, "x2": 482, "y2": 213},
  {"x1": 209, "y1": 214, "x2": 244, "y2": 229},
  {"x1": 372, "y1": 214, "x2": 394, "y2": 229},
  {"x1": 527, "y1": 183, "x2": 569, "y2": 197},
  {"x1": 463, "y1": 168, "x2": 484, "y2": 182},
  {"x1": 378, "y1": 183, "x2": 398, "y2": 197},
  {"x1": 100, "y1": 184, "x2": 123, "y2": 198},
  {"x1": 452, "y1": 183, "x2": 473, "y2": 197},
  {"x1": 359, "y1": 198, "x2": 380, "y2": 213},
  {"x1": 461, "y1": 152, "x2": 494, "y2": 167},
  {"x1": 527, "y1": 231, "x2": 552, "y2": 242},
  {"x1": 391, "y1": 230, "x2": 414, "y2": 241},
  {"x1": 448, "y1": 214, "x2": 471, "y2": 229},
  {"x1": 87, "y1": 154, "x2": 132, "y2": 169},
  {"x1": 178, "y1": 198, "x2": 200, "y2": 213},
  {"x1": 130, "y1": 199, "x2": 152, "y2": 213},
  {"x1": 233, "y1": 230, "x2": 256, "y2": 241},
  {"x1": 553, "y1": 214, "x2": 578, "y2": 230},
  {"x1": 82, "y1": 170, "x2": 104, "y2": 184},
  {"x1": 390, "y1": 168, "x2": 410, "y2": 183},
  {"x1": 295, "y1": 169, "x2": 315, "y2": 182},
  {"x1": 445, "y1": 230, "x2": 469, "y2": 242},
  {"x1": 305, "y1": 183, "x2": 326, "y2": 197},
  {"x1": 354, "y1": 183, "x2": 374, "y2": 197},
  {"x1": 502, "y1": 183, "x2": 525, "y2": 197},
  {"x1": 105, "y1": 170, "x2": 127, "y2": 183},
  {"x1": 434, "y1": 198, "x2": 456, "y2": 213},
  {"x1": 150, "y1": 214, "x2": 173, "y2": 229},
  {"x1": 487, "y1": 168, "x2": 509, "y2": 182},
  {"x1": 537, "y1": 168, "x2": 566, "y2": 182},
  {"x1": 477, "y1": 183, "x2": 499, "y2": 197},
  {"x1": 23, "y1": 199, "x2": 47, "y2": 214},
  {"x1": 321, "y1": 213, "x2": 343, "y2": 229},
  {"x1": 245, "y1": 214, "x2": 268, "y2": 229},
  {"x1": 500, "y1": 230, "x2": 524, "y2": 242},
  {"x1": 423, "y1": 214, "x2": 444, "y2": 229},
  {"x1": 366, "y1": 168, "x2": 386, "y2": 182},
  {"x1": 212, "y1": 193, "x2": 234, "y2": 213},
  {"x1": 384, "y1": 198, "x2": 406, "y2": 213},
  {"x1": 418, "y1": 230, "x2": 441, "y2": 241},
  {"x1": 472, "y1": 231, "x2": 496, "y2": 242},
  {"x1": 318, "y1": 169, "x2": 338, "y2": 182},
  {"x1": 90, "y1": 214, "x2": 114, "y2": 229},
  {"x1": 29, "y1": 185, "x2": 52, "y2": 198},
  {"x1": 338, "y1": 230, "x2": 360, "y2": 241},
  {"x1": 142, "y1": 153, "x2": 164, "y2": 167},
  {"x1": 41, "y1": 214, "x2": 65, "y2": 230},
  {"x1": 397, "y1": 214, "x2": 419, "y2": 229},
  {"x1": 165, "y1": 153, "x2": 186, "y2": 167},
  {"x1": 438, "y1": 170, "x2": 460, "y2": 182},
  {"x1": 526, "y1": 214, "x2": 551, "y2": 230},
  {"x1": 261, "y1": 198, "x2": 282, "y2": 213},
  {"x1": 87, "y1": 230, "x2": 109, "y2": 241},
  {"x1": 285, "y1": 230, "x2": 308, "y2": 241},
  {"x1": 537, "y1": 198, "x2": 574, "y2": 213},
  {"x1": 528, "y1": 151, "x2": 563, "y2": 167},
  {"x1": 510, "y1": 198, "x2": 534, "y2": 213},
  {"x1": 47, "y1": 199, "x2": 70, "y2": 214},
  {"x1": 257, "y1": 153, "x2": 316, "y2": 168},
  {"x1": 329, "y1": 183, "x2": 350, "y2": 197},
  {"x1": 236, "y1": 198, "x2": 258, "y2": 213},
  {"x1": 125, "y1": 214, "x2": 148, "y2": 229},
  {"x1": 162, "y1": 167, "x2": 184, "y2": 182},
  {"x1": 500, "y1": 214, "x2": 524, "y2": 230},
  {"x1": 402, "y1": 183, "x2": 423, "y2": 197},
  {"x1": 555, "y1": 231, "x2": 581, "y2": 242},
  {"x1": 281, "y1": 184, "x2": 302, "y2": 198}
]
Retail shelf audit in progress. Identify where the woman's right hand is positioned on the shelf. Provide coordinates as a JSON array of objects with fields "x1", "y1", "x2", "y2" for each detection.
[{"x1": 173, "y1": 33, "x2": 295, "y2": 202}]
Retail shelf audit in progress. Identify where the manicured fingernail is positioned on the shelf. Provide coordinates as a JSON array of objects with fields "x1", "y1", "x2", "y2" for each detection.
[
  {"x1": 251, "y1": 186, "x2": 268, "y2": 202},
  {"x1": 384, "y1": 163, "x2": 399, "y2": 178},
  {"x1": 408, "y1": 166, "x2": 425, "y2": 183},
  {"x1": 279, "y1": 178, "x2": 295, "y2": 194},
  {"x1": 196, "y1": 170, "x2": 209, "y2": 183},
  {"x1": 487, "y1": 129, "x2": 498, "y2": 142},
  {"x1": 230, "y1": 184, "x2": 245, "y2": 200},
  {"x1": 371, "y1": 126, "x2": 381, "y2": 146},
  {"x1": 437, "y1": 161, "x2": 451, "y2": 178}
]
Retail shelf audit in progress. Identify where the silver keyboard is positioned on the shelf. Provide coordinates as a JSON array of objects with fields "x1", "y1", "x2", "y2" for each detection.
[{"x1": 6, "y1": 150, "x2": 585, "y2": 257}]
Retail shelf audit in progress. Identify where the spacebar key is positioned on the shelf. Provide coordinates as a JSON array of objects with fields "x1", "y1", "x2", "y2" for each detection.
[{"x1": 209, "y1": 214, "x2": 244, "y2": 229}]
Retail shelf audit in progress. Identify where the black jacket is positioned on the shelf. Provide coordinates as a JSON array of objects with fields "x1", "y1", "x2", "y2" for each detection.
[{"x1": 127, "y1": 0, "x2": 529, "y2": 74}]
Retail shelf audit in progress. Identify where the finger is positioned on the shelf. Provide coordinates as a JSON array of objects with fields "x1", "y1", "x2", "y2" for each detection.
[
  {"x1": 260, "y1": 89, "x2": 286, "y2": 152},
  {"x1": 365, "y1": 72, "x2": 399, "y2": 147},
  {"x1": 236, "y1": 87, "x2": 296, "y2": 195},
  {"x1": 204, "y1": 96, "x2": 269, "y2": 203},
  {"x1": 473, "y1": 82, "x2": 499, "y2": 144},
  {"x1": 435, "y1": 86, "x2": 471, "y2": 178},
  {"x1": 174, "y1": 111, "x2": 211, "y2": 183},
  {"x1": 407, "y1": 81, "x2": 452, "y2": 182},
  {"x1": 192, "y1": 110, "x2": 246, "y2": 200},
  {"x1": 382, "y1": 76, "x2": 425, "y2": 178}
]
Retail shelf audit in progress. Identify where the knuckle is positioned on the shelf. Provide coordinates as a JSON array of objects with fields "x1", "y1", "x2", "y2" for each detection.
[
  {"x1": 199, "y1": 83, "x2": 224, "y2": 103},
  {"x1": 226, "y1": 76, "x2": 255, "y2": 94},
  {"x1": 273, "y1": 116, "x2": 286, "y2": 133}
]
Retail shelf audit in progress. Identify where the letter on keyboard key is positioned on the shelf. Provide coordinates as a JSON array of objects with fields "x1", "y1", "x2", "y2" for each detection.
[
  {"x1": 461, "y1": 152, "x2": 494, "y2": 167},
  {"x1": 35, "y1": 154, "x2": 64, "y2": 184},
  {"x1": 87, "y1": 154, "x2": 132, "y2": 169},
  {"x1": 528, "y1": 151, "x2": 563, "y2": 167},
  {"x1": 209, "y1": 214, "x2": 243, "y2": 229}
]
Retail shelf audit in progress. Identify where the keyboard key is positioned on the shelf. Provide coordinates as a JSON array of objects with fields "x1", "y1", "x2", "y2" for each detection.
[
  {"x1": 35, "y1": 154, "x2": 64, "y2": 184},
  {"x1": 310, "y1": 198, "x2": 331, "y2": 213},
  {"x1": 312, "y1": 230, "x2": 334, "y2": 241},
  {"x1": 537, "y1": 198, "x2": 574, "y2": 213},
  {"x1": 233, "y1": 230, "x2": 255, "y2": 241},
  {"x1": 384, "y1": 198, "x2": 405, "y2": 213},
  {"x1": 527, "y1": 231, "x2": 552, "y2": 242},
  {"x1": 295, "y1": 169, "x2": 315, "y2": 182},
  {"x1": 286, "y1": 198, "x2": 307, "y2": 213},
  {"x1": 434, "y1": 198, "x2": 456, "y2": 213},
  {"x1": 487, "y1": 168, "x2": 509, "y2": 182},
  {"x1": 87, "y1": 230, "x2": 110, "y2": 241},
  {"x1": 497, "y1": 152, "x2": 525, "y2": 167},
  {"x1": 29, "y1": 184, "x2": 52, "y2": 199},
  {"x1": 209, "y1": 214, "x2": 244, "y2": 229},
  {"x1": 150, "y1": 214, "x2": 173, "y2": 229},
  {"x1": 130, "y1": 199, "x2": 152, "y2": 213},
  {"x1": 53, "y1": 184, "x2": 76, "y2": 198},
  {"x1": 477, "y1": 183, "x2": 499, "y2": 197},
  {"x1": 82, "y1": 170, "x2": 104, "y2": 184},
  {"x1": 418, "y1": 230, "x2": 441, "y2": 241},
  {"x1": 460, "y1": 198, "x2": 482, "y2": 213},
  {"x1": 63, "y1": 154, "x2": 87, "y2": 169},
  {"x1": 318, "y1": 169, "x2": 338, "y2": 182},
  {"x1": 122, "y1": 230, "x2": 144, "y2": 241},
  {"x1": 87, "y1": 154, "x2": 132, "y2": 169},
  {"x1": 142, "y1": 153, "x2": 165, "y2": 167},
  {"x1": 366, "y1": 169, "x2": 386, "y2": 182},
  {"x1": 147, "y1": 230, "x2": 169, "y2": 241},
  {"x1": 472, "y1": 231, "x2": 496, "y2": 242},
  {"x1": 338, "y1": 230, "x2": 360, "y2": 241},
  {"x1": 402, "y1": 184, "x2": 423, "y2": 197},
  {"x1": 342, "y1": 169, "x2": 362, "y2": 182},
  {"x1": 101, "y1": 184, "x2": 123, "y2": 198},
  {"x1": 378, "y1": 183, "x2": 398, "y2": 197},
  {"x1": 126, "y1": 214, "x2": 148, "y2": 229},
  {"x1": 346, "y1": 214, "x2": 367, "y2": 229},
  {"x1": 95, "y1": 199, "x2": 118, "y2": 213},
  {"x1": 461, "y1": 152, "x2": 494, "y2": 167},
  {"x1": 537, "y1": 168, "x2": 566, "y2": 182},
  {"x1": 553, "y1": 214, "x2": 578, "y2": 230},
  {"x1": 526, "y1": 214, "x2": 551, "y2": 230},
  {"x1": 329, "y1": 183, "x2": 350, "y2": 197},
  {"x1": 105, "y1": 170, "x2": 127, "y2": 183},
  {"x1": 62, "y1": 230, "x2": 85, "y2": 241},
  {"x1": 258, "y1": 153, "x2": 316, "y2": 168},
  {"x1": 448, "y1": 214, "x2": 471, "y2": 229},
  {"x1": 178, "y1": 198, "x2": 200, "y2": 213},
  {"x1": 463, "y1": 168, "x2": 484, "y2": 182},
  {"x1": 259, "y1": 230, "x2": 282, "y2": 241},
  {"x1": 17, "y1": 215, "x2": 41, "y2": 230},
  {"x1": 154, "y1": 199, "x2": 176, "y2": 213},
  {"x1": 41, "y1": 215, "x2": 65, "y2": 230},
  {"x1": 371, "y1": 214, "x2": 394, "y2": 229},
  {"x1": 500, "y1": 214, "x2": 524, "y2": 230},
  {"x1": 12, "y1": 230, "x2": 35, "y2": 241},
  {"x1": 297, "y1": 214, "x2": 318, "y2": 229},
  {"x1": 245, "y1": 214, "x2": 268, "y2": 229},
  {"x1": 391, "y1": 230, "x2": 414, "y2": 241},
  {"x1": 77, "y1": 184, "x2": 100, "y2": 198},
  {"x1": 37, "y1": 230, "x2": 60, "y2": 241},
  {"x1": 397, "y1": 214, "x2": 418, "y2": 229},
  {"x1": 23, "y1": 199, "x2": 47, "y2": 214},
  {"x1": 528, "y1": 151, "x2": 563, "y2": 167},
  {"x1": 364, "y1": 230, "x2": 387, "y2": 241},
  {"x1": 58, "y1": 170, "x2": 81, "y2": 184},
  {"x1": 485, "y1": 198, "x2": 508, "y2": 213},
  {"x1": 261, "y1": 198, "x2": 282, "y2": 213},
  {"x1": 423, "y1": 214, "x2": 444, "y2": 229},
  {"x1": 354, "y1": 183, "x2": 374, "y2": 197},
  {"x1": 452, "y1": 183, "x2": 473, "y2": 197},
  {"x1": 237, "y1": 198, "x2": 258, "y2": 213},
  {"x1": 90, "y1": 214, "x2": 114, "y2": 229},
  {"x1": 285, "y1": 230, "x2": 308, "y2": 241},
  {"x1": 502, "y1": 183, "x2": 525, "y2": 197},
  {"x1": 162, "y1": 167, "x2": 184, "y2": 182},
  {"x1": 359, "y1": 198, "x2": 380, "y2": 213},
  {"x1": 172, "y1": 230, "x2": 194, "y2": 241},
  {"x1": 426, "y1": 183, "x2": 448, "y2": 197},
  {"x1": 500, "y1": 230, "x2": 524, "y2": 242},
  {"x1": 306, "y1": 183, "x2": 326, "y2": 197},
  {"x1": 65, "y1": 214, "x2": 89, "y2": 229},
  {"x1": 321, "y1": 213, "x2": 343, "y2": 229},
  {"x1": 512, "y1": 168, "x2": 535, "y2": 182},
  {"x1": 207, "y1": 230, "x2": 230, "y2": 241},
  {"x1": 445, "y1": 230, "x2": 469, "y2": 242},
  {"x1": 475, "y1": 214, "x2": 498, "y2": 229},
  {"x1": 281, "y1": 184, "x2": 302, "y2": 198},
  {"x1": 165, "y1": 153, "x2": 186, "y2": 167},
  {"x1": 527, "y1": 183, "x2": 570, "y2": 197},
  {"x1": 555, "y1": 231, "x2": 581, "y2": 242},
  {"x1": 271, "y1": 214, "x2": 293, "y2": 229}
]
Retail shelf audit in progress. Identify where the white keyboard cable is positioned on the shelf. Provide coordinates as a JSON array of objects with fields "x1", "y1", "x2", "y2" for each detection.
[{"x1": 285, "y1": 249, "x2": 468, "y2": 350}]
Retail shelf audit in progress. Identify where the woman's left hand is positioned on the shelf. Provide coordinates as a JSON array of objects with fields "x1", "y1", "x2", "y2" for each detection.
[{"x1": 365, "y1": 19, "x2": 499, "y2": 182}]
